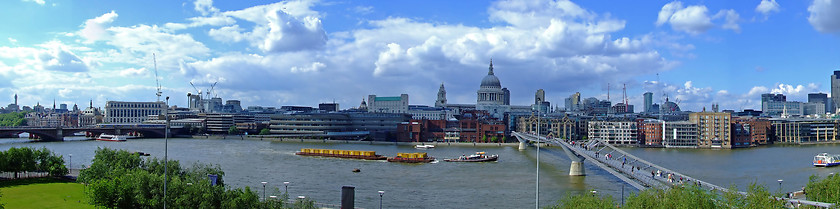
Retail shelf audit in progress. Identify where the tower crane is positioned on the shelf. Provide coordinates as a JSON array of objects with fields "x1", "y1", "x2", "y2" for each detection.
[
  {"x1": 207, "y1": 82, "x2": 218, "y2": 98},
  {"x1": 153, "y1": 53, "x2": 162, "y2": 102}
]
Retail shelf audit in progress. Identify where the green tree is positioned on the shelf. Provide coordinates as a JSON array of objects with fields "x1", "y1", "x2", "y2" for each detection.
[
  {"x1": 548, "y1": 191, "x2": 616, "y2": 209},
  {"x1": 259, "y1": 128, "x2": 271, "y2": 135},
  {"x1": 0, "y1": 112, "x2": 29, "y2": 127},
  {"x1": 806, "y1": 174, "x2": 840, "y2": 205},
  {"x1": 228, "y1": 126, "x2": 240, "y2": 135}
]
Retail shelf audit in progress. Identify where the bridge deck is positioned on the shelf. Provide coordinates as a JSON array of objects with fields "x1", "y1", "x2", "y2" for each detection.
[{"x1": 513, "y1": 131, "x2": 834, "y2": 208}]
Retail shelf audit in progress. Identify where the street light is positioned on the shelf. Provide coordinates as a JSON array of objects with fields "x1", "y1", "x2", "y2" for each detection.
[
  {"x1": 777, "y1": 179, "x2": 783, "y2": 193},
  {"x1": 68, "y1": 154, "x2": 72, "y2": 171},
  {"x1": 536, "y1": 114, "x2": 540, "y2": 209},
  {"x1": 378, "y1": 190, "x2": 385, "y2": 209},
  {"x1": 284, "y1": 181, "x2": 290, "y2": 195},
  {"x1": 261, "y1": 181, "x2": 268, "y2": 201},
  {"x1": 164, "y1": 96, "x2": 170, "y2": 209}
]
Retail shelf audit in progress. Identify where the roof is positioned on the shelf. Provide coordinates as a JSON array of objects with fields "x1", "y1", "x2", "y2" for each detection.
[{"x1": 375, "y1": 97, "x2": 402, "y2": 101}]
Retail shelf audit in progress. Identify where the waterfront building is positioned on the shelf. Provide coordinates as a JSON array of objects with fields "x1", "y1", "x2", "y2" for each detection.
[
  {"x1": 690, "y1": 111, "x2": 732, "y2": 148},
  {"x1": 204, "y1": 114, "x2": 254, "y2": 134},
  {"x1": 771, "y1": 118, "x2": 838, "y2": 144},
  {"x1": 407, "y1": 105, "x2": 454, "y2": 120},
  {"x1": 104, "y1": 101, "x2": 167, "y2": 124},
  {"x1": 643, "y1": 92, "x2": 653, "y2": 113},
  {"x1": 587, "y1": 120, "x2": 638, "y2": 145},
  {"x1": 733, "y1": 117, "x2": 772, "y2": 145},
  {"x1": 517, "y1": 114, "x2": 581, "y2": 140},
  {"x1": 731, "y1": 123, "x2": 753, "y2": 148},
  {"x1": 831, "y1": 71, "x2": 840, "y2": 113},
  {"x1": 269, "y1": 112, "x2": 411, "y2": 141},
  {"x1": 367, "y1": 94, "x2": 409, "y2": 113},
  {"x1": 397, "y1": 111, "x2": 505, "y2": 142},
  {"x1": 639, "y1": 120, "x2": 697, "y2": 148}
]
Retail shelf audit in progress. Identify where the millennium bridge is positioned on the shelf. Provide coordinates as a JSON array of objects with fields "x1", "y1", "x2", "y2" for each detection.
[{"x1": 512, "y1": 131, "x2": 834, "y2": 208}]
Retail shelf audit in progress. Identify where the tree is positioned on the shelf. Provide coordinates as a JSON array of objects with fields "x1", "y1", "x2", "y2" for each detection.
[
  {"x1": 806, "y1": 174, "x2": 840, "y2": 204},
  {"x1": 259, "y1": 128, "x2": 271, "y2": 135},
  {"x1": 228, "y1": 126, "x2": 240, "y2": 135}
]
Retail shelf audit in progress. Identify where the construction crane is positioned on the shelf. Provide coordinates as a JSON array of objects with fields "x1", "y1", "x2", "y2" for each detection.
[
  {"x1": 207, "y1": 82, "x2": 218, "y2": 98},
  {"x1": 153, "y1": 53, "x2": 162, "y2": 102},
  {"x1": 189, "y1": 82, "x2": 202, "y2": 98}
]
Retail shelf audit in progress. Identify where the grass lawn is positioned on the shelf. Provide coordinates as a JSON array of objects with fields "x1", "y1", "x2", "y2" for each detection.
[{"x1": 0, "y1": 177, "x2": 94, "y2": 209}]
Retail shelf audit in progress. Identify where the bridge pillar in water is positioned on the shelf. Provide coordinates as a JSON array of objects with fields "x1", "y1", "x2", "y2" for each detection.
[
  {"x1": 518, "y1": 141, "x2": 526, "y2": 150},
  {"x1": 569, "y1": 161, "x2": 585, "y2": 176}
]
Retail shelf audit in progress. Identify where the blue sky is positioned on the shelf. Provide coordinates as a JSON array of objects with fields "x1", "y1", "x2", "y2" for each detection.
[{"x1": 0, "y1": 0, "x2": 838, "y2": 112}]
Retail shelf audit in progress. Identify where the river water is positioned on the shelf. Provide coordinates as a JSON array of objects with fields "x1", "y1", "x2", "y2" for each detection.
[{"x1": 1, "y1": 137, "x2": 839, "y2": 208}]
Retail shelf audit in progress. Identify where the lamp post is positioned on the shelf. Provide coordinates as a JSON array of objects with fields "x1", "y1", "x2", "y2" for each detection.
[
  {"x1": 284, "y1": 181, "x2": 290, "y2": 195},
  {"x1": 68, "y1": 154, "x2": 72, "y2": 171},
  {"x1": 536, "y1": 114, "x2": 540, "y2": 209},
  {"x1": 378, "y1": 190, "x2": 385, "y2": 209},
  {"x1": 164, "y1": 96, "x2": 170, "y2": 209},
  {"x1": 261, "y1": 181, "x2": 268, "y2": 201},
  {"x1": 777, "y1": 179, "x2": 783, "y2": 194}
]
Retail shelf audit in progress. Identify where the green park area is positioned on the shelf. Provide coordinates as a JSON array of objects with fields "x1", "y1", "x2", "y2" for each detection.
[{"x1": 0, "y1": 177, "x2": 94, "y2": 209}]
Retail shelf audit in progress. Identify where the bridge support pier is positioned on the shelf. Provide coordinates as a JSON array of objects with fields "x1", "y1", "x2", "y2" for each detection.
[
  {"x1": 569, "y1": 161, "x2": 585, "y2": 176},
  {"x1": 518, "y1": 141, "x2": 526, "y2": 150}
]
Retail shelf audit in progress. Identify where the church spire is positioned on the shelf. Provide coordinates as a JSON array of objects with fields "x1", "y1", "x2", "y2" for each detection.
[
  {"x1": 14, "y1": 94, "x2": 17, "y2": 105},
  {"x1": 488, "y1": 59, "x2": 494, "y2": 75}
]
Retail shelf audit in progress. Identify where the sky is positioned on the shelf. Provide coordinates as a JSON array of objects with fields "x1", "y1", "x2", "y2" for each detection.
[{"x1": 0, "y1": 0, "x2": 839, "y2": 112}]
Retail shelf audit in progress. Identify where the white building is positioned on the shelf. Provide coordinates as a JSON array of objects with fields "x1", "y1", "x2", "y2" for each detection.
[
  {"x1": 104, "y1": 101, "x2": 167, "y2": 124},
  {"x1": 588, "y1": 121, "x2": 638, "y2": 145},
  {"x1": 367, "y1": 94, "x2": 409, "y2": 113},
  {"x1": 476, "y1": 60, "x2": 511, "y2": 119}
]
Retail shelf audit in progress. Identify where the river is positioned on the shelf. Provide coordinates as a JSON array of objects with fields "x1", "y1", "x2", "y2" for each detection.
[{"x1": 1, "y1": 137, "x2": 839, "y2": 208}]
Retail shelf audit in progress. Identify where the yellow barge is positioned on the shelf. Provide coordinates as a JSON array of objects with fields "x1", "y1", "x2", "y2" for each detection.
[
  {"x1": 387, "y1": 152, "x2": 435, "y2": 163},
  {"x1": 295, "y1": 148, "x2": 387, "y2": 160}
]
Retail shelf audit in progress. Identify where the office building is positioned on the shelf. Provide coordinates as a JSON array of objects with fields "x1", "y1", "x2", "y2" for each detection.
[
  {"x1": 587, "y1": 120, "x2": 638, "y2": 145},
  {"x1": 367, "y1": 94, "x2": 409, "y2": 113},
  {"x1": 104, "y1": 101, "x2": 167, "y2": 124},
  {"x1": 643, "y1": 92, "x2": 653, "y2": 113},
  {"x1": 832, "y1": 71, "x2": 840, "y2": 113}
]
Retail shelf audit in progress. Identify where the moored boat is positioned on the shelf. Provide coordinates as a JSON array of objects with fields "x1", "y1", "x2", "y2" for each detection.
[
  {"x1": 444, "y1": 152, "x2": 498, "y2": 162},
  {"x1": 415, "y1": 144, "x2": 435, "y2": 149},
  {"x1": 295, "y1": 148, "x2": 387, "y2": 160},
  {"x1": 387, "y1": 152, "x2": 434, "y2": 163},
  {"x1": 813, "y1": 153, "x2": 840, "y2": 167},
  {"x1": 96, "y1": 134, "x2": 127, "y2": 142}
]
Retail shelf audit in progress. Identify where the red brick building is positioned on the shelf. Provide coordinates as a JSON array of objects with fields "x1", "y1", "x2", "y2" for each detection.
[
  {"x1": 733, "y1": 117, "x2": 772, "y2": 145},
  {"x1": 396, "y1": 110, "x2": 505, "y2": 142}
]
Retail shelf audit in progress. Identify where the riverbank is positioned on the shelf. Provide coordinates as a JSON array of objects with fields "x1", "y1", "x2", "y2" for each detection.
[{"x1": 184, "y1": 134, "x2": 521, "y2": 147}]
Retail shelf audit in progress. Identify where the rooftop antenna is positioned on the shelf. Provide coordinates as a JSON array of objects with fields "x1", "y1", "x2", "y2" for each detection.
[
  {"x1": 153, "y1": 53, "x2": 162, "y2": 102},
  {"x1": 607, "y1": 83, "x2": 611, "y2": 102}
]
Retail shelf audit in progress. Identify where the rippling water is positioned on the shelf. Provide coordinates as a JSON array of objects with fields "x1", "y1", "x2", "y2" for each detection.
[{"x1": 1, "y1": 137, "x2": 838, "y2": 208}]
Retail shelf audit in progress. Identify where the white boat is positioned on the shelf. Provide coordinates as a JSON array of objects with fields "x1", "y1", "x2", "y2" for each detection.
[
  {"x1": 415, "y1": 144, "x2": 435, "y2": 149},
  {"x1": 813, "y1": 153, "x2": 840, "y2": 167},
  {"x1": 96, "y1": 134, "x2": 127, "y2": 142}
]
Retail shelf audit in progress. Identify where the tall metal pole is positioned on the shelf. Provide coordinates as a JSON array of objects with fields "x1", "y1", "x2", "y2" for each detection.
[
  {"x1": 536, "y1": 114, "x2": 540, "y2": 209},
  {"x1": 164, "y1": 97, "x2": 169, "y2": 209}
]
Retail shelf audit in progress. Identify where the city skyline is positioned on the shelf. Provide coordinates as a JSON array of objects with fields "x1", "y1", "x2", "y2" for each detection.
[{"x1": 0, "y1": 0, "x2": 838, "y2": 111}]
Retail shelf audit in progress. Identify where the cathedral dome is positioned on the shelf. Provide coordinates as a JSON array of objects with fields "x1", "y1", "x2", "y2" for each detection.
[{"x1": 479, "y1": 60, "x2": 501, "y2": 88}]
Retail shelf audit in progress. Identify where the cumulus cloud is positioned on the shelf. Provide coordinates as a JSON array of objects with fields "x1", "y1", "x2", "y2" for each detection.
[
  {"x1": 755, "y1": 0, "x2": 780, "y2": 16},
  {"x1": 119, "y1": 67, "x2": 149, "y2": 77},
  {"x1": 8, "y1": 38, "x2": 17, "y2": 44},
  {"x1": 194, "y1": 0, "x2": 219, "y2": 16},
  {"x1": 656, "y1": 1, "x2": 740, "y2": 34},
  {"x1": 79, "y1": 11, "x2": 118, "y2": 43},
  {"x1": 714, "y1": 9, "x2": 741, "y2": 33},
  {"x1": 808, "y1": 0, "x2": 840, "y2": 33},
  {"x1": 36, "y1": 47, "x2": 89, "y2": 72},
  {"x1": 261, "y1": 9, "x2": 327, "y2": 53}
]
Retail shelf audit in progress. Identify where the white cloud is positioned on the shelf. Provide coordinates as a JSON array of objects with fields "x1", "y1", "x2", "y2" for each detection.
[
  {"x1": 808, "y1": 0, "x2": 840, "y2": 33},
  {"x1": 769, "y1": 83, "x2": 820, "y2": 97},
  {"x1": 119, "y1": 67, "x2": 149, "y2": 77},
  {"x1": 755, "y1": 0, "x2": 780, "y2": 15},
  {"x1": 656, "y1": 1, "x2": 741, "y2": 34},
  {"x1": 79, "y1": 11, "x2": 118, "y2": 43},
  {"x1": 21, "y1": 0, "x2": 45, "y2": 5},
  {"x1": 7, "y1": 38, "x2": 17, "y2": 44},
  {"x1": 36, "y1": 47, "x2": 90, "y2": 72},
  {"x1": 290, "y1": 62, "x2": 326, "y2": 73},
  {"x1": 194, "y1": 0, "x2": 219, "y2": 16},
  {"x1": 261, "y1": 9, "x2": 327, "y2": 53},
  {"x1": 656, "y1": 2, "x2": 714, "y2": 34},
  {"x1": 353, "y1": 6, "x2": 373, "y2": 15},
  {"x1": 714, "y1": 9, "x2": 741, "y2": 33}
]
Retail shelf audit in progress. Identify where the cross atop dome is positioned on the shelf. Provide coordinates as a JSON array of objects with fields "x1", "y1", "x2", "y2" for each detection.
[{"x1": 488, "y1": 59, "x2": 494, "y2": 75}]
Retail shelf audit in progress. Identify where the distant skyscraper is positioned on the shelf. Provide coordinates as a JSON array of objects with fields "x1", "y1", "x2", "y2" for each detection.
[
  {"x1": 643, "y1": 92, "x2": 653, "y2": 113},
  {"x1": 535, "y1": 89, "x2": 545, "y2": 104},
  {"x1": 761, "y1": 93, "x2": 786, "y2": 113},
  {"x1": 832, "y1": 71, "x2": 840, "y2": 113},
  {"x1": 565, "y1": 92, "x2": 580, "y2": 111},
  {"x1": 808, "y1": 93, "x2": 829, "y2": 113}
]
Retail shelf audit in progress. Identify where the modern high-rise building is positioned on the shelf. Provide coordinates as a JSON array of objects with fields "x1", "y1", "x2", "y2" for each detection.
[
  {"x1": 809, "y1": 93, "x2": 830, "y2": 113},
  {"x1": 643, "y1": 92, "x2": 653, "y2": 113},
  {"x1": 565, "y1": 92, "x2": 581, "y2": 111},
  {"x1": 831, "y1": 71, "x2": 840, "y2": 113}
]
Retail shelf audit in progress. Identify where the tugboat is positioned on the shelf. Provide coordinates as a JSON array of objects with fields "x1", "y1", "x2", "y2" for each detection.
[
  {"x1": 813, "y1": 153, "x2": 840, "y2": 167},
  {"x1": 387, "y1": 152, "x2": 435, "y2": 163},
  {"x1": 444, "y1": 152, "x2": 498, "y2": 162}
]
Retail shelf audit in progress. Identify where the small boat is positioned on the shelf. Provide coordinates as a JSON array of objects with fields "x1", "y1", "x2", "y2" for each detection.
[
  {"x1": 444, "y1": 152, "x2": 499, "y2": 162},
  {"x1": 813, "y1": 153, "x2": 840, "y2": 167},
  {"x1": 415, "y1": 144, "x2": 435, "y2": 149},
  {"x1": 387, "y1": 152, "x2": 435, "y2": 163},
  {"x1": 96, "y1": 134, "x2": 127, "y2": 142}
]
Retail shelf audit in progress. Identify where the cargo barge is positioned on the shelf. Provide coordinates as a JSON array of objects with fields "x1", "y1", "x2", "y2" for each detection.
[
  {"x1": 295, "y1": 148, "x2": 387, "y2": 160},
  {"x1": 387, "y1": 152, "x2": 435, "y2": 163}
]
